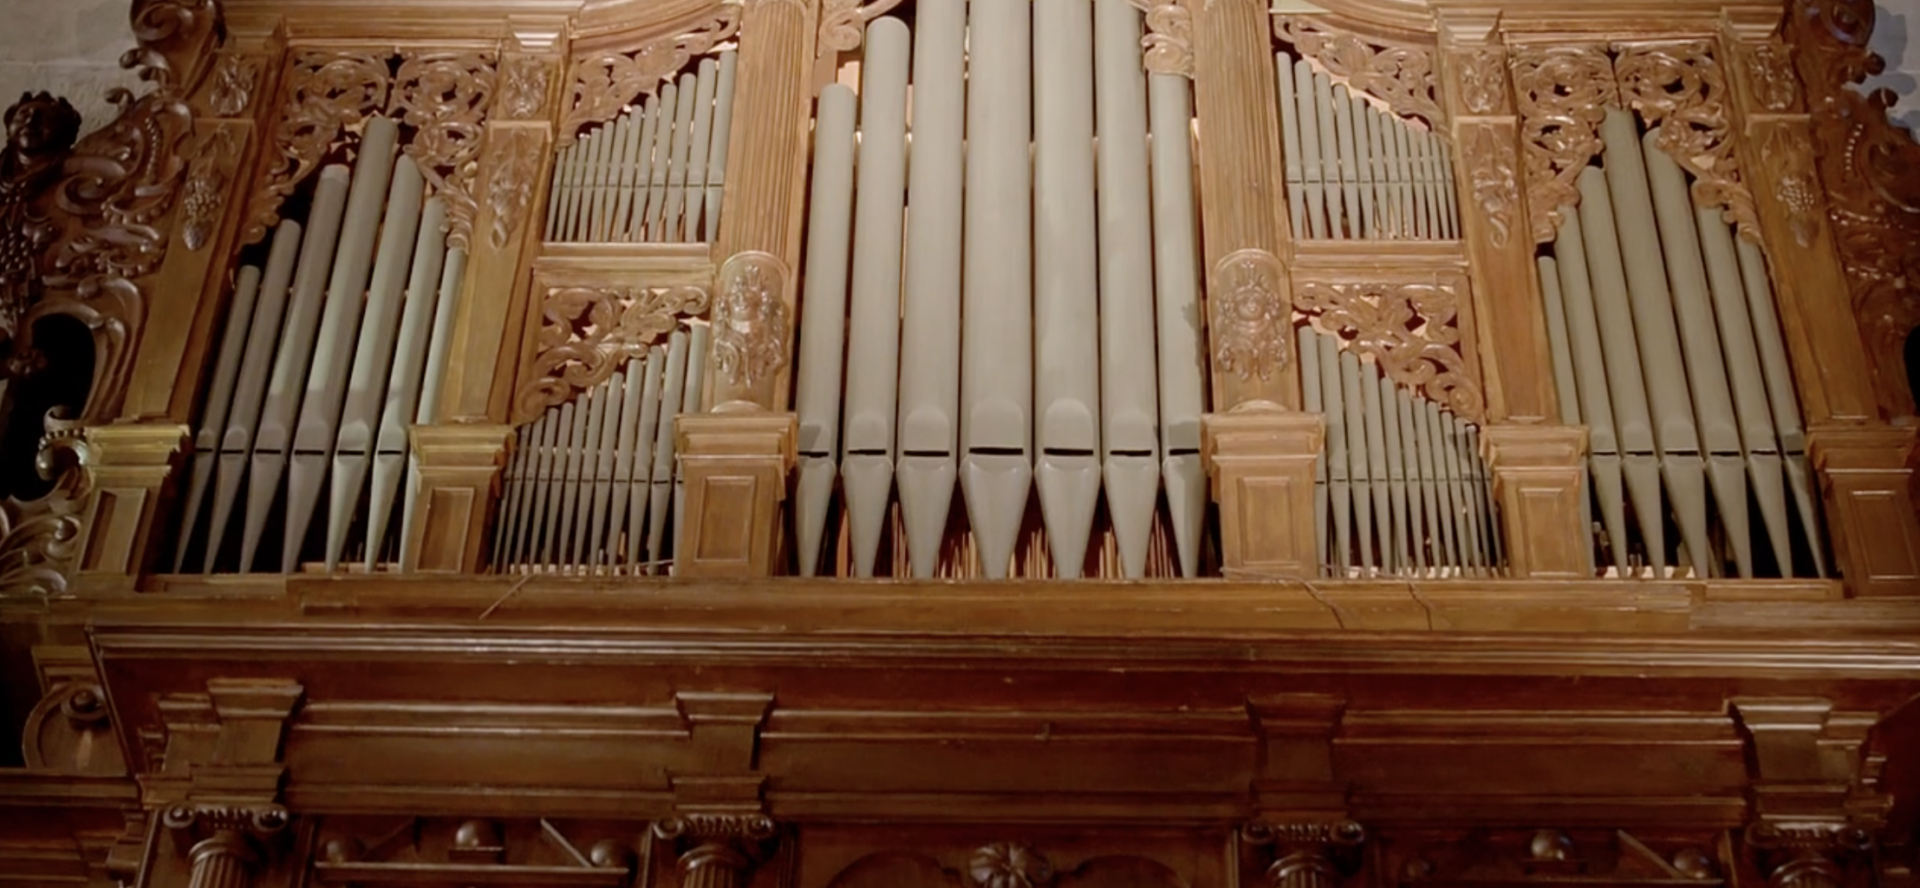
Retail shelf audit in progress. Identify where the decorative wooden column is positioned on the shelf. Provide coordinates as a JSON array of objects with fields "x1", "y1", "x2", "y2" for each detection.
[
  {"x1": 1724, "y1": 10, "x2": 1920, "y2": 596},
  {"x1": 1185, "y1": 0, "x2": 1319, "y2": 572},
  {"x1": 678, "y1": 0, "x2": 814, "y2": 576},
  {"x1": 405, "y1": 37, "x2": 563, "y2": 572},
  {"x1": 147, "y1": 679, "x2": 303, "y2": 888},
  {"x1": 1437, "y1": 14, "x2": 1590, "y2": 577},
  {"x1": 160, "y1": 804, "x2": 290, "y2": 888},
  {"x1": 75, "y1": 424, "x2": 189, "y2": 591},
  {"x1": 1730, "y1": 698, "x2": 1882, "y2": 888}
]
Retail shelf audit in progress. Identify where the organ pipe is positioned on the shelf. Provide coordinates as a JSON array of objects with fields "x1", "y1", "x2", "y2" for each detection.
[
  {"x1": 791, "y1": 84, "x2": 857, "y2": 577},
  {"x1": 1147, "y1": 69, "x2": 1208, "y2": 579}
]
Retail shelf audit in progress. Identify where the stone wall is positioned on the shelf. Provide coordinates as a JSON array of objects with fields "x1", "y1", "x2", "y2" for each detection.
[{"x1": 0, "y1": 0, "x2": 142, "y2": 138}]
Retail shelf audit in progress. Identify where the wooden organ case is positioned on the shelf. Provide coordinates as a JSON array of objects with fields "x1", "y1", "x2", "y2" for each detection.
[{"x1": 2, "y1": 0, "x2": 1920, "y2": 886}]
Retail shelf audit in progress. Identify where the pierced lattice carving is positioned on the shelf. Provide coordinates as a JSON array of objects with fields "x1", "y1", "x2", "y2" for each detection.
[
  {"x1": 561, "y1": 7, "x2": 741, "y2": 139},
  {"x1": 1293, "y1": 278, "x2": 1484, "y2": 420},
  {"x1": 1274, "y1": 16, "x2": 1444, "y2": 127},
  {"x1": 514, "y1": 283, "x2": 710, "y2": 423},
  {"x1": 244, "y1": 50, "x2": 391, "y2": 244},
  {"x1": 391, "y1": 51, "x2": 497, "y2": 252},
  {"x1": 1510, "y1": 44, "x2": 1616, "y2": 244},
  {"x1": 1614, "y1": 41, "x2": 1756, "y2": 240}
]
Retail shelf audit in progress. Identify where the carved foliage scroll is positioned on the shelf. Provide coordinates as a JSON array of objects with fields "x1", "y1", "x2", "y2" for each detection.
[
  {"x1": 1510, "y1": 45, "x2": 1616, "y2": 244},
  {"x1": 391, "y1": 52, "x2": 497, "y2": 251},
  {"x1": 1136, "y1": 0, "x2": 1193, "y2": 78},
  {"x1": 1787, "y1": 0, "x2": 1920, "y2": 414},
  {"x1": 1294, "y1": 278, "x2": 1484, "y2": 419},
  {"x1": 1463, "y1": 125, "x2": 1519, "y2": 249},
  {"x1": 1614, "y1": 41, "x2": 1757, "y2": 239},
  {"x1": 562, "y1": 7, "x2": 741, "y2": 139},
  {"x1": 0, "y1": 418, "x2": 88, "y2": 597},
  {"x1": 245, "y1": 50, "x2": 500, "y2": 249},
  {"x1": 1211, "y1": 249, "x2": 1292, "y2": 384},
  {"x1": 819, "y1": 0, "x2": 910, "y2": 63},
  {"x1": 515, "y1": 283, "x2": 710, "y2": 422},
  {"x1": 487, "y1": 127, "x2": 545, "y2": 250},
  {"x1": 711, "y1": 251, "x2": 791, "y2": 392},
  {"x1": 244, "y1": 51, "x2": 391, "y2": 244},
  {"x1": 1274, "y1": 17, "x2": 1444, "y2": 127}
]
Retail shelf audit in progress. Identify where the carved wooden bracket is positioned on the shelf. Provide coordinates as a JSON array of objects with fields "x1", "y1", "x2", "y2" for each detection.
[
  {"x1": 515, "y1": 278, "x2": 711, "y2": 423},
  {"x1": 1273, "y1": 17, "x2": 1444, "y2": 128},
  {"x1": 562, "y1": 6, "x2": 741, "y2": 140},
  {"x1": 1292, "y1": 274, "x2": 1484, "y2": 421}
]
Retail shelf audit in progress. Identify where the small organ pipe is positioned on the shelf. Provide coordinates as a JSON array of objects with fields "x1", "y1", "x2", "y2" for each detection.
[
  {"x1": 1551, "y1": 208, "x2": 1628, "y2": 572},
  {"x1": 896, "y1": 0, "x2": 965, "y2": 578},
  {"x1": 1294, "y1": 60, "x2": 1327, "y2": 238},
  {"x1": 606, "y1": 357, "x2": 648, "y2": 570},
  {"x1": 545, "y1": 142, "x2": 572, "y2": 240},
  {"x1": 536, "y1": 401, "x2": 577, "y2": 567},
  {"x1": 585, "y1": 370, "x2": 627, "y2": 569},
  {"x1": 174, "y1": 264, "x2": 262, "y2": 572},
  {"x1": 1312, "y1": 71, "x2": 1344, "y2": 237},
  {"x1": 1378, "y1": 372, "x2": 1410, "y2": 572},
  {"x1": 665, "y1": 73, "x2": 699, "y2": 241},
  {"x1": 843, "y1": 18, "x2": 912, "y2": 577},
  {"x1": 704, "y1": 51, "x2": 738, "y2": 242},
  {"x1": 1094, "y1": 0, "x2": 1161, "y2": 579},
  {"x1": 1318, "y1": 336, "x2": 1351, "y2": 573},
  {"x1": 1276, "y1": 58, "x2": 1307, "y2": 236},
  {"x1": 244, "y1": 161, "x2": 354, "y2": 572},
  {"x1": 1348, "y1": 91, "x2": 1380, "y2": 238},
  {"x1": 1736, "y1": 237, "x2": 1826, "y2": 577},
  {"x1": 792, "y1": 84, "x2": 858, "y2": 576},
  {"x1": 684, "y1": 58, "x2": 719, "y2": 242},
  {"x1": 1301, "y1": 326, "x2": 1329, "y2": 566},
  {"x1": 1331, "y1": 83, "x2": 1362, "y2": 239},
  {"x1": 398, "y1": 246, "x2": 468, "y2": 569},
  {"x1": 327, "y1": 155, "x2": 427, "y2": 571},
  {"x1": 1340, "y1": 349, "x2": 1375, "y2": 570},
  {"x1": 1147, "y1": 71, "x2": 1207, "y2": 578},
  {"x1": 961, "y1": 0, "x2": 1034, "y2": 579},
  {"x1": 366, "y1": 196, "x2": 449, "y2": 569},
  {"x1": 1642, "y1": 129, "x2": 1751, "y2": 576},
  {"x1": 1360, "y1": 358, "x2": 1393, "y2": 572},
  {"x1": 1537, "y1": 258, "x2": 1582, "y2": 425},
  {"x1": 554, "y1": 386, "x2": 593, "y2": 567},
  {"x1": 673, "y1": 324, "x2": 711, "y2": 568},
  {"x1": 207, "y1": 220, "x2": 303, "y2": 572},
  {"x1": 627, "y1": 346, "x2": 665, "y2": 571},
  {"x1": 648, "y1": 330, "x2": 689, "y2": 572},
  {"x1": 497, "y1": 420, "x2": 537, "y2": 570},
  {"x1": 643, "y1": 82, "x2": 678, "y2": 241}
]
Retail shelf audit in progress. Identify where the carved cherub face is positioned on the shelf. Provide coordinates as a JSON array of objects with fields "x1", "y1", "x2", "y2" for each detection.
[{"x1": 5, "y1": 92, "x2": 81, "y2": 163}]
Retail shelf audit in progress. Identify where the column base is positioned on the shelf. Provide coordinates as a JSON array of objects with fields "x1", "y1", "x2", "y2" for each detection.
[
  {"x1": 674, "y1": 412, "x2": 796, "y2": 578},
  {"x1": 1809, "y1": 423, "x2": 1920, "y2": 597},
  {"x1": 1202, "y1": 409, "x2": 1325, "y2": 578},
  {"x1": 1480, "y1": 424, "x2": 1591, "y2": 578},
  {"x1": 404, "y1": 424, "x2": 512, "y2": 573}
]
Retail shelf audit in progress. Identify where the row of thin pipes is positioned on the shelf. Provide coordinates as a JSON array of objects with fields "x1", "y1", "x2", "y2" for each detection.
[{"x1": 1277, "y1": 56, "x2": 1459, "y2": 241}]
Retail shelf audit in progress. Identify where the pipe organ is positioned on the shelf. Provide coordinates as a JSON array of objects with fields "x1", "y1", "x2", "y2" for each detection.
[
  {"x1": 26, "y1": 0, "x2": 1902, "y2": 594},
  {"x1": 13, "y1": 0, "x2": 1920, "y2": 882}
]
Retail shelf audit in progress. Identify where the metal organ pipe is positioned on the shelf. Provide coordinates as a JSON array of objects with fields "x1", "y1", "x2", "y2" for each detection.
[
  {"x1": 1147, "y1": 67, "x2": 1208, "y2": 579},
  {"x1": 174, "y1": 263, "x2": 262, "y2": 572},
  {"x1": 792, "y1": 84, "x2": 858, "y2": 577},
  {"x1": 544, "y1": 51, "x2": 737, "y2": 244},
  {"x1": 1533, "y1": 112, "x2": 1826, "y2": 578},
  {"x1": 366, "y1": 196, "x2": 448, "y2": 570}
]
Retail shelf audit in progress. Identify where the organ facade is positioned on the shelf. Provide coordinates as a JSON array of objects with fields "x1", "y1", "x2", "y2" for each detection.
[{"x1": 0, "y1": 0, "x2": 1918, "y2": 885}]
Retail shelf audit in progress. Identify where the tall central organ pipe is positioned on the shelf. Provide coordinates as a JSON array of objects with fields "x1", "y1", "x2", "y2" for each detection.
[{"x1": 961, "y1": 0, "x2": 1035, "y2": 579}]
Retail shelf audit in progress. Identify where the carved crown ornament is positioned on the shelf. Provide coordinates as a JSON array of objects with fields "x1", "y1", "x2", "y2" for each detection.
[
  {"x1": 1510, "y1": 41, "x2": 1755, "y2": 246},
  {"x1": 243, "y1": 48, "x2": 499, "y2": 251},
  {"x1": 1785, "y1": 0, "x2": 1920, "y2": 416}
]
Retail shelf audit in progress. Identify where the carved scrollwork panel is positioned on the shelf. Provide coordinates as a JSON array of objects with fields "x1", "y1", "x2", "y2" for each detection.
[
  {"x1": 515, "y1": 283, "x2": 711, "y2": 422},
  {"x1": 391, "y1": 52, "x2": 497, "y2": 252},
  {"x1": 487, "y1": 127, "x2": 546, "y2": 250},
  {"x1": 1210, "y1": 249, "x2": 1292, "y2": 384},
  {"x1": 124, "y1": 0, "x2": 224, "y2": 94},
  {"x1": 1786, "y1": 0, "x2": 1920, "y2": 414},
  {"x1": 0, "y1": 416, "x2": 90, "y2": 598},
  {"x1": 244, "y1": 51, "x2": 392, "y2": 244},
  {"x1": 1510, "y1": 44, "x2": 1615, "y2": 243},
  {"x1": 562, "y1": 7, "x2": 742, "y2": 139},
  {"x1": 1462, "y1": 123, "x2": 1519, "y2": 250},
  {"x1": 1274, "y1": 17, "x2": 1444, "y2": 127},
  {"x1": 711, "y1": 251, "x2": 791, "y2": 393},
  {"x1": 1613, "y1": 41, "x2": 1757, "y2": 239},
  {"x1": 1293, "y1": 277, "x2": 1485, "y2": 420}
]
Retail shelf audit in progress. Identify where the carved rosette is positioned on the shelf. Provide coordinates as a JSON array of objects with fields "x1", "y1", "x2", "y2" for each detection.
[
  {"x1": 1273, "y1": 17, "x2": 1443, "y2": 127},
  {"x1": 1211, "y1": 250, "x2": 1292, "y2": 384},
  {"x1": 1462, "y1": 125, "x2": 1519, "y2": 249},
  {"x1": 1293, "y1": 279, "x2": 1484, "y2": 420},
  {"x1": 244, "y1": 51, "x2": 391, "y2": 244},
  {"x1": 1136, "y1": 0, "x2": 1194, "y2": 77},
  {"x1": 1614, "y1": 41, "x2": 1757, "y2": 239},
  {"x1": 562, "y1": 8, "x2": 741, "y2": 139},
  {"x1": 711, "y1": 251, "x2": 792, "y2": 394},
  {"x1": 487, "y1": 127, "x2": 546, "y2": 249},
  {"x1": 969, "y1": 844, "x2": 1055, "y2": 888},
  {"x1": 1510, "y1": 44, "x2": 1615, "y2": 243},
  {"x1": 1785, "y1": 0, "x2": 1920, "y2": 414},
  {"x1": 515, "y1": 283, "x2": 711, "y2": 422},
  {"x1": 392, "y1": 52, "x2": 498, "y2": 252}
]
